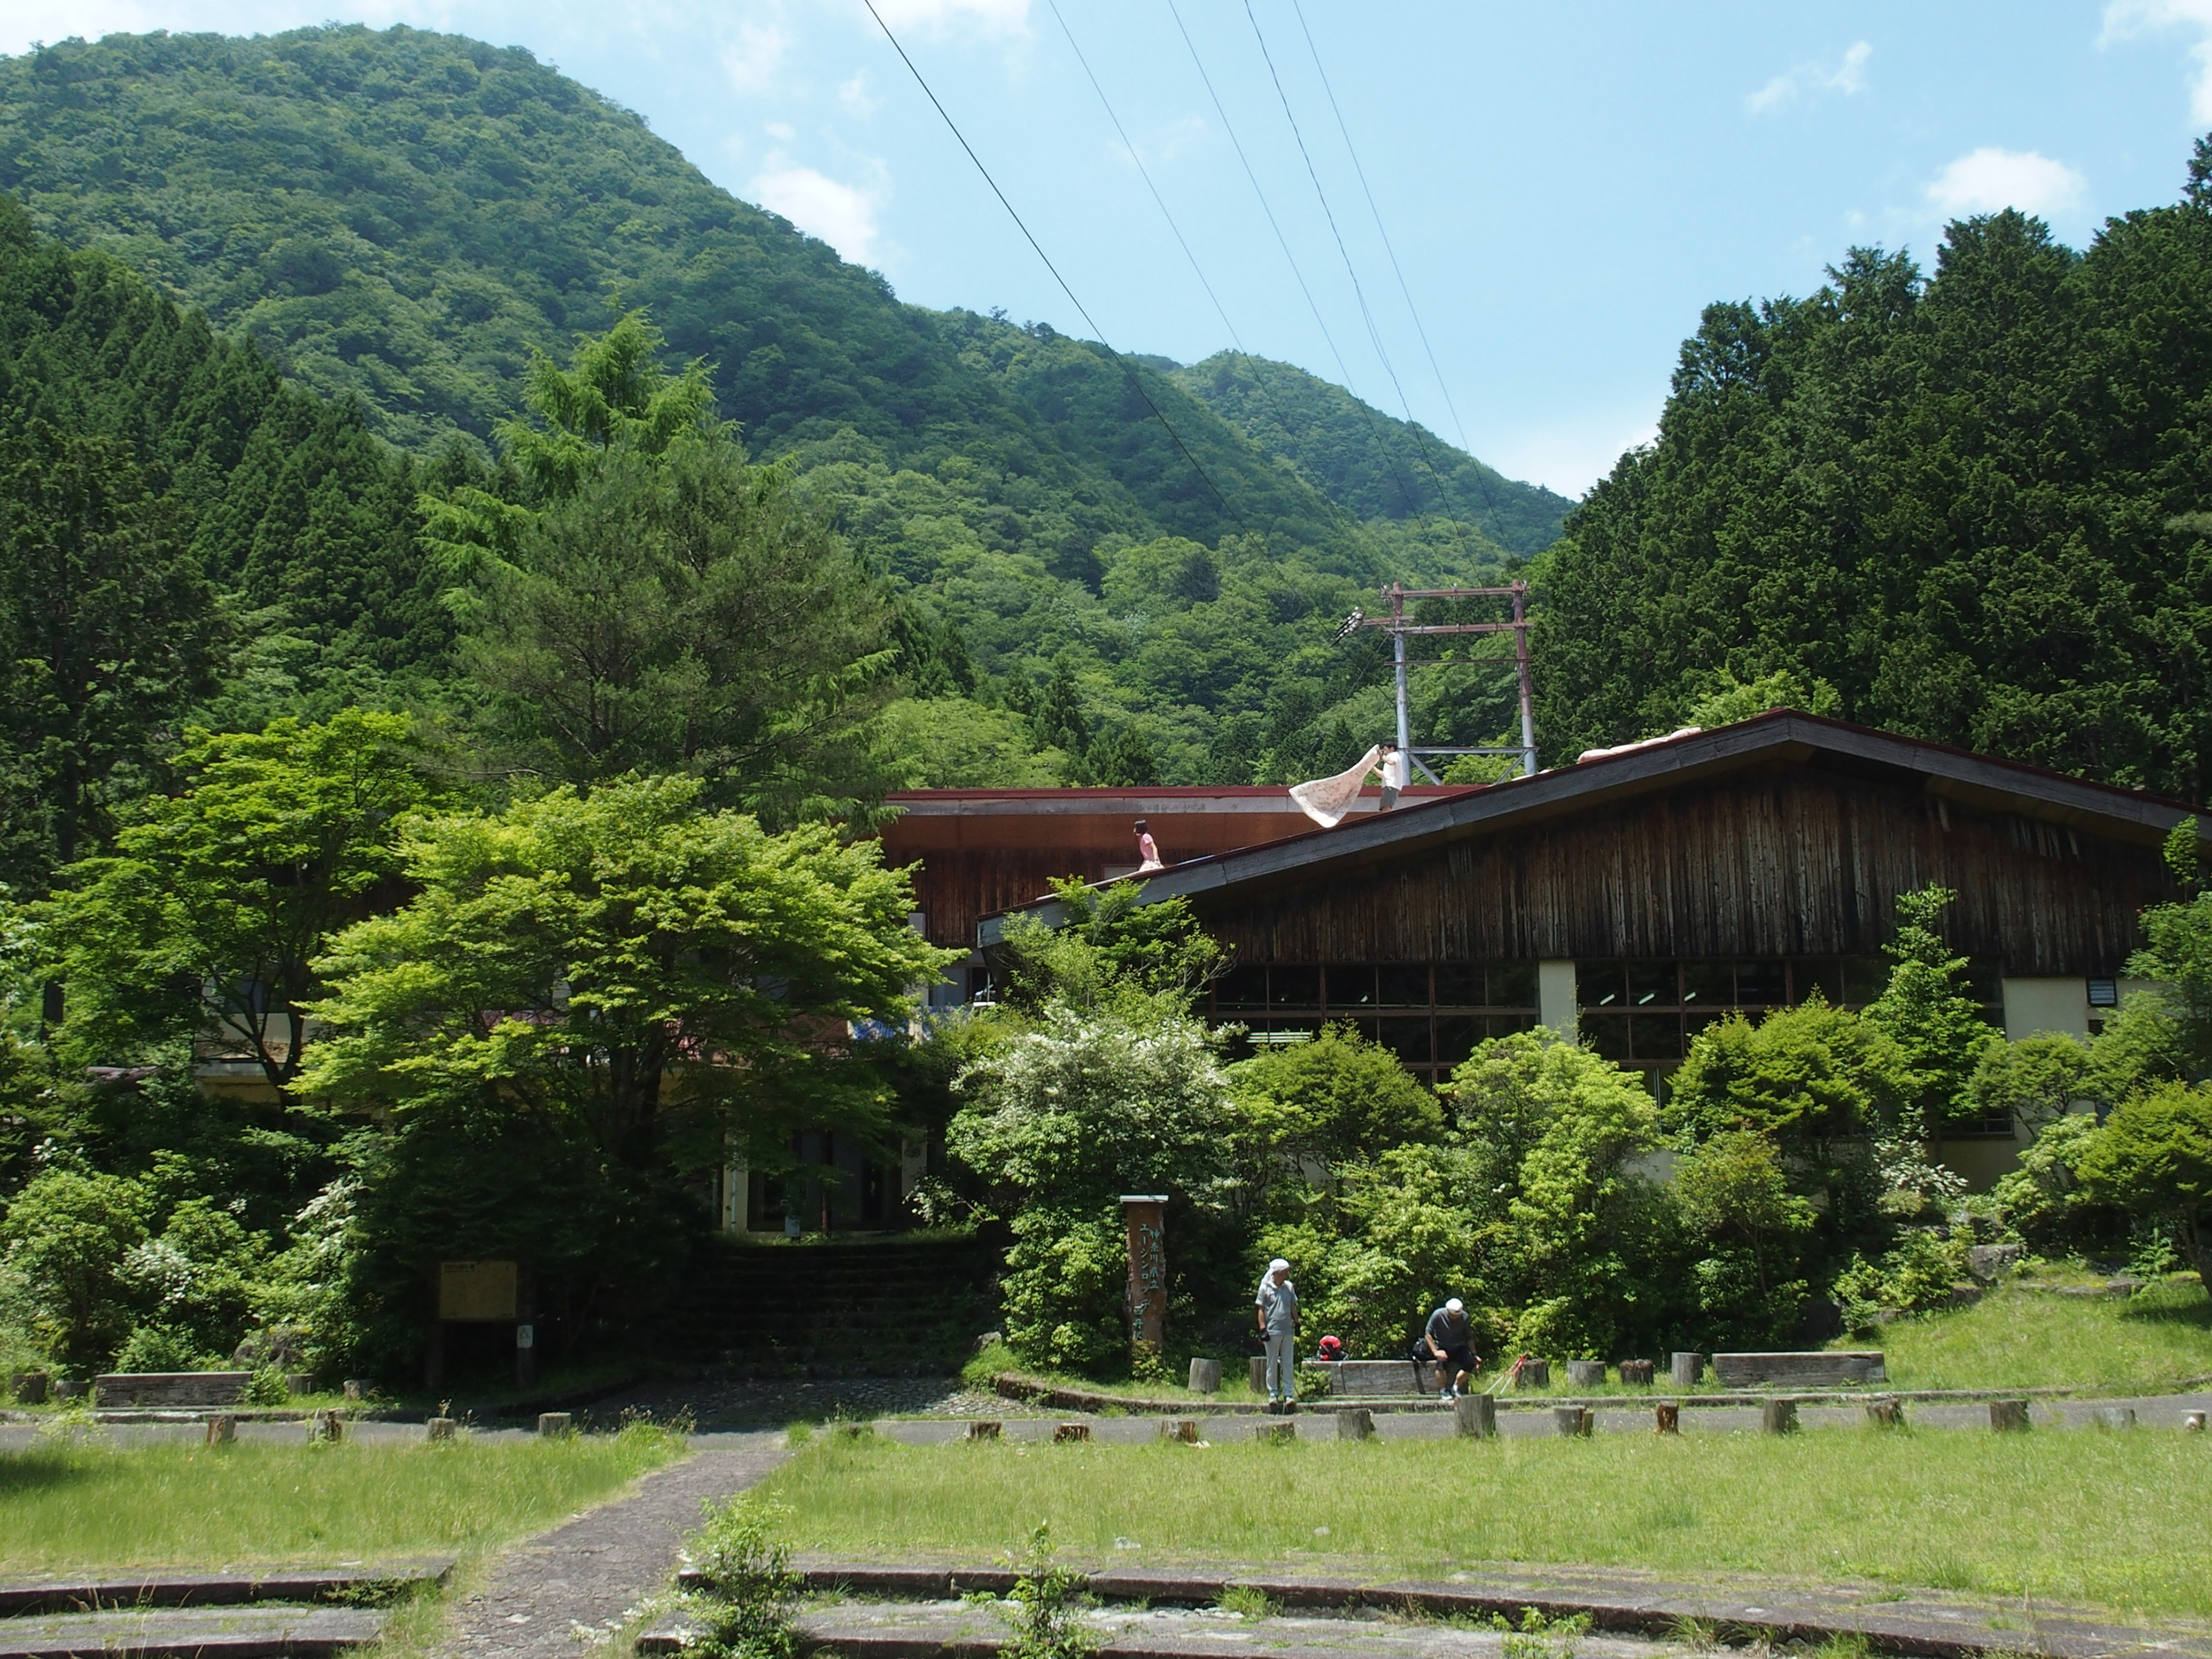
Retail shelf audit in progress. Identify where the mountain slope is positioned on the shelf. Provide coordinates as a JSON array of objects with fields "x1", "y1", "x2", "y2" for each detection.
[
  {"x1": 0, "y1": 24, "x2": 1557, "y2": 785},
  {"x1": 1171, "y1": 351, "x2": 1569, "y2": 556}
]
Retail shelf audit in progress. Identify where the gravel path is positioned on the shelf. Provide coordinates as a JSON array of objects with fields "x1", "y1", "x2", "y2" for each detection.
[
  {"x1": 434, "y1": 1434, "x2": 787, "y2": 1658},
  {"x1": 590, "y1": 1374, "x2": 1035, "y2": 1429}
]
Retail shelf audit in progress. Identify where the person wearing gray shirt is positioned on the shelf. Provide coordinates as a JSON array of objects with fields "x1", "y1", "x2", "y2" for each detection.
[{"x1": 1255, "y1": 1257, "x2": 1300, "y2": 1412}]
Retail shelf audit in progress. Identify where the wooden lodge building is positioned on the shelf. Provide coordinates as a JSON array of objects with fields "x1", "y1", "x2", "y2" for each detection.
[{"x1": 960, "y1": 711, "x2": 2202, "y2": 1192}]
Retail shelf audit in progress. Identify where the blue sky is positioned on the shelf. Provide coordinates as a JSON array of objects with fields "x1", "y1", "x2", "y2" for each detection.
[{"x1": 6, "y1": 0, "x2": 2212, "y2": 494}]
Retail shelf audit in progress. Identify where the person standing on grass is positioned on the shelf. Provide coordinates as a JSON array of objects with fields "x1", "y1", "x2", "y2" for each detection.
[
  {"x1": 1255, "y1": 1258, "x2": 1300, "y2": 1412},
  {"x1": 1424, "y1": 1297, "x2": 1480, "y2": 1399}
]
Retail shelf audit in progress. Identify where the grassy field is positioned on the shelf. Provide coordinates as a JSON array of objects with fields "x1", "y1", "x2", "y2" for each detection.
[
  {"x1": 0, "y1": 1425, "x2": 682, "y2": 1570},
  {"x1": 758, "y1": 1429, "x2": 2212, "y2": 1622},
  {"x1": 1855, "y1": 1278, "x2": 2211, "y2": 1393}
]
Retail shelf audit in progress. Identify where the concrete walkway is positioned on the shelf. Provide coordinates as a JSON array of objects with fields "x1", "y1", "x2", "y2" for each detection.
[{"x1": 432, "y1": 1432, "x2": 786, "y2": 1658}]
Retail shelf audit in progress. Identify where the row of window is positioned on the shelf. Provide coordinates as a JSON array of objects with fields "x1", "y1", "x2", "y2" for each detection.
[{"x1": 1210, "y1": 962, "x2": 1537, "y2": 1015}]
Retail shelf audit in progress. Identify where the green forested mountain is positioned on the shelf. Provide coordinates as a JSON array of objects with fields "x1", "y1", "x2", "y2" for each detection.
[
  {"x1": 1537, "y1": 159, "x2": 2212, "y2": 803},
  {"x1": 1170, "y1": 351, "x2": 1571, "y2": 554},
  {"x1": 0, "y1": 191, "x2": 468, "y2": 895},
  {"x1": 0, "y1": 24, "x2": 1563, "y2": 786}
]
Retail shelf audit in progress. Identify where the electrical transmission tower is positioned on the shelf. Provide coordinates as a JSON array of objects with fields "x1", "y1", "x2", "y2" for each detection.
[{"x1": 1333, "y1": 582, "x2": 1536, "y2": 781}]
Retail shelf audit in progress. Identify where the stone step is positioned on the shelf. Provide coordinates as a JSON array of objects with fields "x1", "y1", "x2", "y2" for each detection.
[
  {"x1": 0, "y1": 1604, "x2": 382, "y2": 1657},
  {"x1": 0, "y1": 1559, "x2": 452, "y2": 1617}
]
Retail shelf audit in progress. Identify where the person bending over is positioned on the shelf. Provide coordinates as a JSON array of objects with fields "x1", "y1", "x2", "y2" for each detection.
[{"x1": 1424, "y1": 1297, "x2": 1480, "y2": 1399}]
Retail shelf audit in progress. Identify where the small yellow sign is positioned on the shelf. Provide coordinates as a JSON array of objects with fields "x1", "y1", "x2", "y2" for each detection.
[{"x1": 439, "y1": 1260, "x2": 518, "y2": 1322}]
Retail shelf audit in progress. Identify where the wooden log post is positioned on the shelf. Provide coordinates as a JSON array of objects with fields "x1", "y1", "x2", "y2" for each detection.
[
  {"x1": 11, "y1": 1372, "x2": 48, "y2": 1405},
  {"x1": 967, "y1": 1420, "x2": 1002, "y2": 1441},
  {"x1": 427, "y1": 1417, "x2": 457, "y2": 1442},
  {"x1": 1670, "y1": 1352, "x2": 1704, "y2": 1387},
  {"x1": 537, "y1": 1412, "x2": 574, "y2": 1437},
  {"x1": 1119, "y1": 1195, "x2": 1169, "y2": 1357},
  {"x1": 1253, "y1": 1419, "x2": 1295, "y2": 1443},
  {"x1": 1553, "y1": 1405, "x2": 1593, "y2": 1437},
  {"x1": 1248, "y1": 1355, "x2": 1268, "y2": 1395},
  {"x1": 204, "y1": 1415, "x2": 236, "y2": 1445},
  {"x1": 2092, "y1": 1406, "x2": 2136, "y2": 1431},
  {"x1": 1454, "y1": 1393, "x2": 1497, "y2": 1438},
  {"x1": 1653, "y1": 1401, "x2": 1680, "y2": 1434},
  {"x1": 1988, "y1": 1400, "x2": 2031, "y2": 1432},
  {"x1": 1618, "y1": 1360, "x2": 1656, "y2": 1386},
  {"x1": 1159, "y1": 1418, "x2": 1199, "y2": 1442},
  {"x1": 1566, "y1": 1360, "x2": 1606, "y2": 1388},
  {"x1": 1188, "y1": 1358, "x2": 1221, "y2": 1394},
  {"x1": 1053, "y1": 1422, "x2": 1091, "y2": 1443},
  {"x1": 1761, "y1": 1398, "x2": 1799, "y2": 1435},
  {"x1": 308, "y1": 1409, "x2": 344, "y2": 1443},
  {"x1": 1865, "y1": 1397, "x2": 1904, "y2": 1429},
  {"x1": 2186, "y1": 1411, "x2": 2206, "y2": 1432},
  {"x1": 1336, "y1": 1407, "x2": 1376, "y2": 1441},
  {"x1": 1517, "y1": 1358, "x2": 1551, "y2": 1387}
]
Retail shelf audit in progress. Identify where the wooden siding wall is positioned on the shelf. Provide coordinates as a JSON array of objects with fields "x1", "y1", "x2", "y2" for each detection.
[
  {"x1": 901, "y1": 850, "x2": 1111, "y2": 949},
  {"x1": 1192, "y1": 769, "x2": 2175, "y2": 973}
]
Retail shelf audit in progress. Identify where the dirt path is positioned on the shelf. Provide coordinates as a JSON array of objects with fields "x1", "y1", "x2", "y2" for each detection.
[{"x1": 435, "y1": 1432, "x2": 787, "y2": 1657}]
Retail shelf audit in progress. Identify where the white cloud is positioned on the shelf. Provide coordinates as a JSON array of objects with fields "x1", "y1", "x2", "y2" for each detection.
[
  {"x1": 749, "y1": 159, "x2": 884, "y2": 265},
  {"x1": 1112, "y1": 114, "x2": 1206, "y2": 170},
  {"x1": 1925, "y1": 147, "x2": 2088, "y2": 217},
  {"x1": 1747, "y1": 40, "x2": 1872, "y2": 115},
  {"x1": 838, "y1": 71, "x2": 880, "y2": 117},
  {"x1": 765, "y1": 121, "x2": 796, "y2": 140},
  {"x1": 867, "y1": 0, "x2": 1029, "y2": 37},
  {"x1": 720, "y1": 19, "x2": 791, "y2": 95},
  {"x1": 1484, "y1": 411, "x2": 1660, "y2": 499},
  {"x1": 2101, "y1": 0, "x2": 2212, "y2": 120}
]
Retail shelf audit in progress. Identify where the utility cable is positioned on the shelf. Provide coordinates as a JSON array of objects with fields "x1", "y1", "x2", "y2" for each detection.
[
  {"x1": 1042, "y1": 0, "x2": 1361, "y2": 539},
  {"x1": 1159, "y1": 0, "x2": 1427, "y2": 521},
  {"x1": 1237, "y1": 0, "x2": 1464, "y2": 529},
  {"x1": 1284, "y1": 0, "x2": 1506, "y2": 537},
  {"x1": 860, "y1": 0, "x2": 1246, "y2": 533}
]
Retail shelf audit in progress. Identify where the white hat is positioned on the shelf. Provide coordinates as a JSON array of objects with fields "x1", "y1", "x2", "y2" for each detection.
[
  {"x1": 1269, "y1": 1258, "x2": 1291, "y2": 1273},
  {"x1": 1445, "y1": 1297, "x2": 1463, "y2": 1313}
]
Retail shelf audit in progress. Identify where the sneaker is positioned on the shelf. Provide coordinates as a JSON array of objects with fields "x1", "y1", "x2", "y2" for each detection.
[
  {"x1": 1440, "y1": 1389, "x2": 1454, "y2": 1402},
  {"x1": 1283, "y1": 1398, "x2": 1297, "y2": 1413}
]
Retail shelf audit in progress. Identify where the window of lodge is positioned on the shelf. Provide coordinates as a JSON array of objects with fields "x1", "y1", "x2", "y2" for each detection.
[{"x1": 1208, "y1": 962, "x2": 1539, "y2": 1088}]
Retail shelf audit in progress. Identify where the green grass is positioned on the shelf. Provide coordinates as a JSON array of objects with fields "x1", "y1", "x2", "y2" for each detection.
[
  {"x1": 756, "y1": 1430, "x2": 2212, "y2": 1622},
  {"x1": 0, "y1": 1424, "x2": 682, "y2": 1570},
  {"x1": 1846, "y1": 1278, "x2": 2212, "y2": 1394}
]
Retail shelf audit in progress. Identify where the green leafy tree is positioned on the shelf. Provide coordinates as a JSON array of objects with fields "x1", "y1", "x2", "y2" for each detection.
[
  {"x1": 426, "y1": 315, "x2": 897, "y2": 824},
  {"x1": 1677, "y1": 667, "x2": 1842, "y2": 730},
  {"x1": 0, "y1": 422, "x2": 226, "y2": 892},
  {"x1": 1674, "y1": 1130, "x2": 1817, "y2": 1346},
  {"x1": 1988, "y1": 1115, "x2": 2120, "y2": 1255},
  {"x1": 1866, "y1": 887, "x2": 2000, "y2": 1137},
  {"x1": 1969, "y1": 1034, "x2": 2090, "y2": 1132},
  {"x1": 0, "y1": 1162, "x2": 152, "y2": 1371},
  {"x1": 2075, "y1": 1082, "x2": 2212, "y2": 1294},
  {"x1": 303, "y1": 772, "x2": 949, "y2": 1168},
  {"x1": 1230, "y1": 1022, "x2": 1444, "y2": 1172},
  {"x1": 46, "y1": 711, "x2": 434, "y2": 1103},
  {"x1": 1666, "y1": 1000, "x2": 1906, "y2": 1143},
  {"x1": 948, "y1": 1000, "x2": 1232, "y2": 1368},
  {"x1": 994, "y1": 879, "x2": 1224, "y2": 1014}
]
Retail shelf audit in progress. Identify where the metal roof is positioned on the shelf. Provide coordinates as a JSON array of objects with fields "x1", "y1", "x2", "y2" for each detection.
[{"x1": 977, "y1": 710, "x2": 2208, "y2": 946}]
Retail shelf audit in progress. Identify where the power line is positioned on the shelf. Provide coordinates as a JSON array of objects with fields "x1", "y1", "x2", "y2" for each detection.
[
  {"x1": 859, "y1": 0, "x2": 1246, "y2": 534},
  {"x1": 1043, "y1": 0, "x2": 1364, "y2": 541},
  {"x1": 1236, "y1": 0, "x2": 1467, "y2": 530},
  {"x1": 1282, "y1": 0, "x2": 1506, "y2": 546},
  {"x1": 1285, "y1": 0, "x2": 1474, "y2": 459},
  {"x1": 1158, "y1": 0, "x2": 1430, "y2": 522}
]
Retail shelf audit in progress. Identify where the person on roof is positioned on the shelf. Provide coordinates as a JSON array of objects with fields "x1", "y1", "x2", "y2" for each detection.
[
  {"x1": 1134, "y1": 818, "x2": 1165, "y2": 873},
  {"x1": 1379, "y1": 742, "x2": 1411, "y2": 811}
]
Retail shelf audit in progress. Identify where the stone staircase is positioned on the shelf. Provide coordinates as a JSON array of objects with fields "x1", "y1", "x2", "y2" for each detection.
[{"x1": 662, "y1": 1233, "x2": 1004, "y2": 1377}]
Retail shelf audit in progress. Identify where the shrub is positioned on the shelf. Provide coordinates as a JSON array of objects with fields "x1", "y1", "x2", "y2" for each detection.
[
  {"x1": 1000, "y1": 1206, "x2": 1126, "y2": 1372},
  {"x1": 0, "y1": 1163, "x2": 151, "y2": 1370},
  {"x1": 688, "y1": 1495, "x2": 800, "y2": 1659},
  {"x1": 112, "y1": 1322, "x2": 221, "y2": 1374}
]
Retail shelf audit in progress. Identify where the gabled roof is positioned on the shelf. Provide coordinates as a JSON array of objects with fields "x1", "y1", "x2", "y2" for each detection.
[{"x1": 977, "y1": 711, "x2": 2206, "y2": 945}]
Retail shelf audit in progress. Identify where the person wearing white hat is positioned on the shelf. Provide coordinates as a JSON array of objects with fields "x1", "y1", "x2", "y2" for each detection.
[
  {"x1": 1254, "y1": 1258, "x2": 1300, "y2": 1412},
  {"x1": 1422, "y1": 1297, "x2": 1479, "y2": 1400}
]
